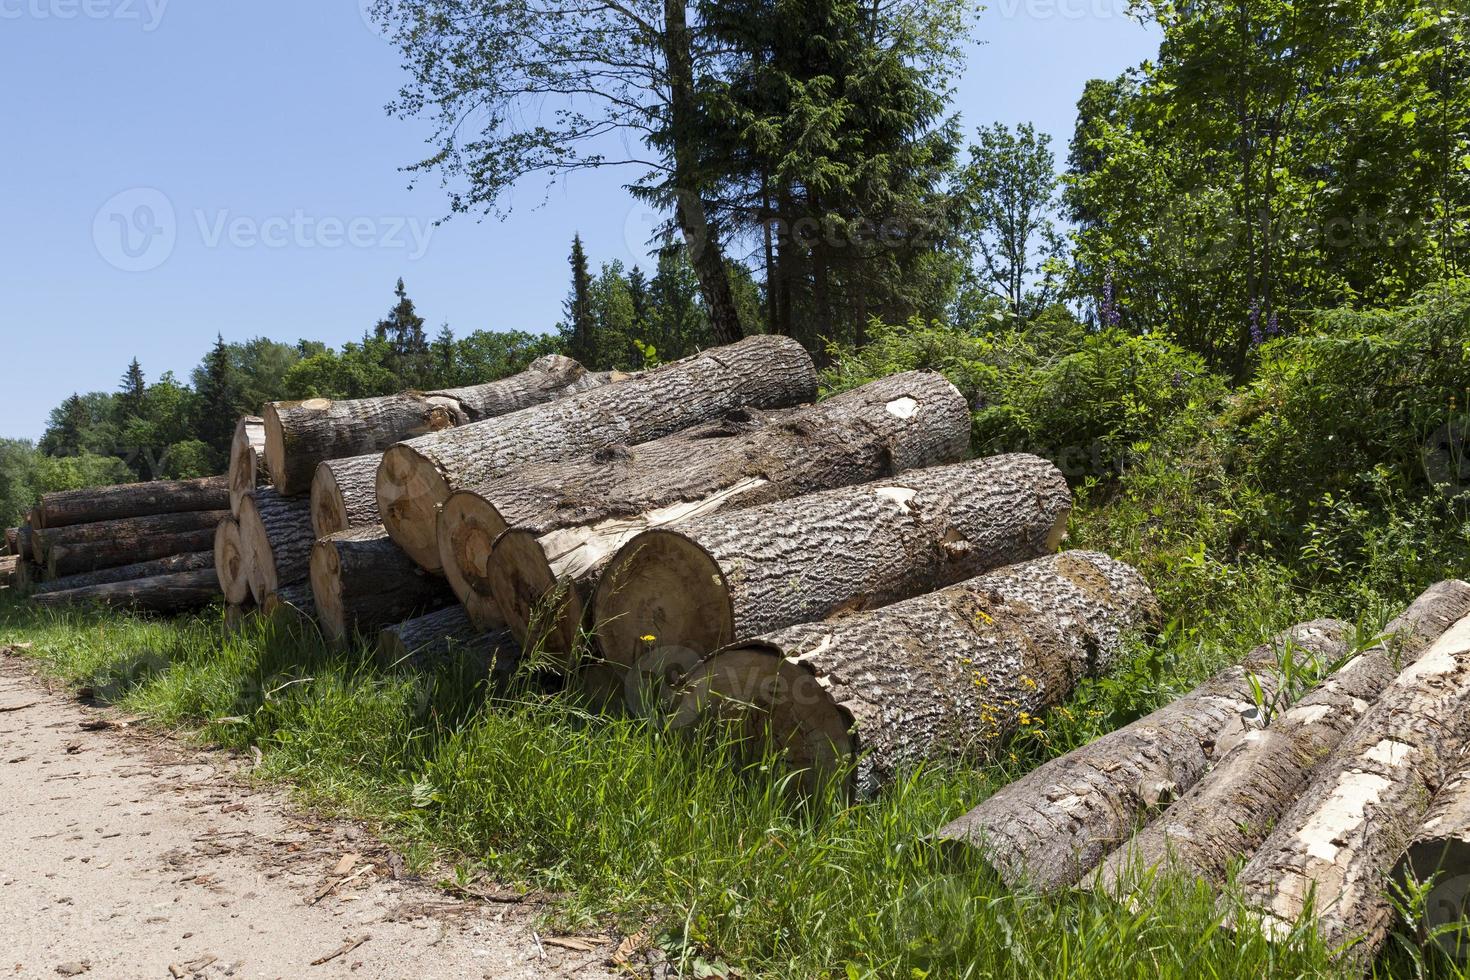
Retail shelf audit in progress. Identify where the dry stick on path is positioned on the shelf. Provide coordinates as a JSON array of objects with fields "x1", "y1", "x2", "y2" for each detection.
[
  {"x1": 934, "y1": 618, "x2": 1353, "y2": 893},
  {"x1": 309, "y1": 524, "x2": 455, "y2": 645},
  {"x1": 674, "y1": 551, "x2": 1159, "y2": 798},
  {"x1": 310, "y1": 453, "x2": 383, "y2": 537},
  {"x1": 229, "y1": 416, "x2": 266, "y2": 516},
  {"x1": 377, "y1": 335, "x2": 818, "y2": 572},
  {"x1": 237, "y1": 489, "x2": 314, "y2": 603},
  {"x1": 34, "y1": 475, "x2": 229, "y2": 529}
]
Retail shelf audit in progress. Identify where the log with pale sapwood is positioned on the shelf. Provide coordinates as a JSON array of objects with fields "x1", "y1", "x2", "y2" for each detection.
[
  {"x1": 229, "y1": 416, "x2": 266, "y2": 515},
  {"x1": 1092, "y1": 580, "x2": 1470, "y2": 898},
  {"x1": 31, "y1": 568, "x2": 220, "y2": 613},
  {"x1": 34, "y1": 475, "x2": 229, "y2": 529},
  {"x1": 596, "y1": 454, "x2": 1072, "y2": 702},
  {"x1": 1393, "y1": 749, "x2": 1470, "y2": 952},
  {"x1": 1225, "y1": 613, "x2": 1470, "y2": 960},
  {"x1": 310, "y1": 453, "x2": 383, "y2": 537},
  {"x1": 45, "y1": 511, "x2": 227, "y2": 578},
  {"x1": 309, "y1": 525, "x2": 455, "y2": 644},
  {"x1": 934, "y1": 619, "x2": 1349, "y2": 893},
  {"x1": 454, "y1": 370, "x2": 971, "y2": 640},
  {"x1": 237, "y1": 489, "x2": 314, "y2": 603},
  {"x1": 213, "y1": 517, "x2": 251, "y2": 605},
  {"x1": 672, "y1": 551, "x2": 1158, "y2": 798},
  {"x1": 263, "y1": 354, "x2": 594, "y2": 495},
  {"x1": 33, "y1": 550, "x2": 215, "y2": 597},
  {"x1": 377, "y1": 335, "x2": 817, "y2": 572},
  {"x1": 377, "y1": 605, "x2": 518, "y2": 676}
]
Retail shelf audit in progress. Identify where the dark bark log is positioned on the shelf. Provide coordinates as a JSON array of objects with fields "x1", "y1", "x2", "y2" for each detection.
[
  {"x1": 238, "y1": 489, "x2": 315, "y2": 602},
  {"x1": 4, "y1": 527, "x2": 16, "y2": 556},
  {"x1": 263, "y1": 354, "x2": 593, "y2": 495},
  {"x1": 14, "y1": 559, "x2": 38, "y2": 594},
  {"x1": 33, "y1": 550, "x2": 215, "y2": 596},
  {"x1": 377, "y1": 605, "x2": 519, "y2": 676},
  {"x1": 14, "y1": 526, "x2": 30, "y2": 563},
  {"x1": 310, "y1": 453, "x2": 382, "y2": 537},
  {"x1": 673, "y1": 552, "x2": 1159, "y2": 798},
  {"x1": 450, "y1": 371, "x2": 971, "y2": 642},
  {"x1": 936, "y1": 619, "x2": 1350, "y2": 893},
  {"x1": 229, "y1": 416, "x2": 266, "y2": 516},
  {"x1": 262, "y1": 584, "x2": 317, "y2": 627},
  {"x1": 44, "y1": 511, "x2": 228, "y2": 578},
  {"x1": 378, "y1": 335, "x2": 817, "y2": 571},
  {"x1": 31, "y1": 568, "x2": 220, "y2": 613},
  {"x1": 1226, "y1": 613, "x2": 1470, "y2": 959},
  {"x1": 35, "y1": 476, "x2": 229, "y2": 529},
  {"x1": 213, "y1": 516, "x2": 251, "y2": 605},
  {"x1": 596, "y1": 455, "x2": 1072, "y2": 696},
  {"x1": 309, "y1": 525, "x2": 455, "y2": 644},
  {"x1": 1093, "y1": 580, "x2": 1470, "y2": 898}
]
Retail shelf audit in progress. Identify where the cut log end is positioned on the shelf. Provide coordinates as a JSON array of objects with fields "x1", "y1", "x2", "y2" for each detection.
[
  {"x1": 486, "y1": 528, "x2": 582, "y2": 655},
  {"x1": 310, "y1": 462, "x2": 350, "y2": 538},
  {"x1": 213, "y1": 517, "x2": 250, "y2": 605},
  {"x1": 377, "y1": 444, "x2": 450, "y2": 571},
  {"x1": 437, "y1": 491, "x2": 508, "y2": 629},
  {"x1": 262, "y1": 403, "x2": 290, "y2": 494},
  {"x1": 308, "y1": 538, "x2": 348, "y2": 643}
]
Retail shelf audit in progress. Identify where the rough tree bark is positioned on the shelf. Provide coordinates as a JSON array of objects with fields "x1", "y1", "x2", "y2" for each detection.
[
  {"x1": 377, "y1": 605, "x2": 518, "y2": 676},
  {"x1": 310, "y1": 453, "x2": 383, "y2": 537},
  {"x1": 454, "y1": 371, "x2": 971, "y2": 646},
  {"x1": 262, "y1": 584, "x2": 317, "y2": 627},
  {"x1": 673, "y1": 552, "x2": 1158, "y2": 798},
  {"x1": 4, "y1": 527, "x2": 16, "y2": 556},
  {"x1": 596, "y1": 455, "x2": 1072, "y2": 696},
  {"x1": 43, "y1": 511, "x2": 228, "y2": 578},
  {"x1": 238, "y1": 489, "x2": 315, "y2": 603},
  {"x1": 1226, "y1": 613, "x2": 1470, "y2": 961},
  {"x1": 263, "y1": 354, "x2": 593, "y2": 495},
  {"x1": 1092, "y1": 580, "x2": 1470, "y2": 898},
  {"x1": 35, "y1": 476, "x2": 229, "y2": 529},
  {"x1": 935, "y1": 619, "x2": 1350, "y2": 893},
  {"x1": 34, "y1": 550, "x2": 215, "y2": 596},
  {"x1": 378, "y1": 335, "x2": 817, "y2": 571},
  {"x1": 31, "y1": 568, "x2": 220, "y2": 613},
  {"x1": 309, "y1": 525, "x2": 455, "y2": 644},
  {"x1": 229, "y1": 416, "x2": 266, "y2": 516},
  {"x1": 213, "y1": 517, "x2": 251, "y2": 605},
  {"x1": 15, "y1": 525, "x2": 31, "y2": 563},
  {"x1": 224, "y1": 599, "x2": 257, "y2": 634},
  {"x1": 1394, "y1": 748, "x2": 1470, "y2": 927}
]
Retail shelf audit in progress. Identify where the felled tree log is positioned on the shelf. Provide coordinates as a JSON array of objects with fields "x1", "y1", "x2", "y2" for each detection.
[
  {"x1": 13, "y1": 559, "x2": 37, "y2": 594},
  {"x1": 596, "y1": 455, "x2": 1072, "y2": 693},
  {"x1": 0, "y1": 555, "x2": 16, "y2": 587},
  {"x1": 229, "y1": 416, "x2": 267, "y2": 515},
  {"x1": 43, "y1": 510, "x2": 228, "y2": 578},
  {"x1": 34, "y1": 476, "x2": 230, "y2": 529},
  {"x1": 262, "y1": 584, "x2": 317, "y2": 627},
  {"x1": 263, "y1": 354, "x2": 593, "y2": 495},
  {"x1": 33, "y1": 550, "x2": 215, "y2": 596},
  {"x1": 309, "y1": 525, "x2": 455, "y2": 644},
  {"x1": 4, "y1": 527, "x2": 16, "y2": 556},
  {"x1": 673, "y1": 552, "x2": 1158, "y2": 798},
  {"x1": 15, "y1": 525, "x2": 31, "y2": 563},
  {"x1": 935, "y1": 619, "x2": 1349, "y2": 893},
  {"x1": 1092, "y1": 580, "x2": 1470, "y2": 897},
  {"x1": 457, "y1": 371, "x2": 972, "y2": 642},
  {"x1": 238, "y1": 489, "x2": 315, "y2": 603},
  {"x1": 310, "y1": 453, "x2": 382, "y2": 537},
  {"x1": 31, "y1": 568, "x2": 220, "y2": 613},
  {"x1": 1227, "y1": 613, "x2": 1470, "y2": 959},
  {"x1": 224, "y1": 599, "x2": 257, "y2": 634},
  {"x1": 213, "y1": 517, "x2": 251, "y2": 605},
  {"x1": 379, "y1": 335, "x2": 817, "y2": 571},
  {"x1": 1394, "y1": 750, "x2": 1470, "y2": 918},
  {"x1": 377, "y1": 605, "x2": 518, "y2": 676}
]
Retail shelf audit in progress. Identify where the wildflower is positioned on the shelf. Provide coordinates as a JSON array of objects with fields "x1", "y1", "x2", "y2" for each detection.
[
  {"x1": 639, "y1": 634, "x2": 657, "y2": 643},
  {"x1": 1020, "y1": 675, "x2": 1037, "y2": 690},
  {"x1": 1248, "y1": 297, "x2": 1264, "y2": 347},
  {"x1": 1267, "y1": 310, "x2": 1280, "y2": 337},
  {"x1": 1019, "y1": 712, "x2": 1031, "y2": 726}
]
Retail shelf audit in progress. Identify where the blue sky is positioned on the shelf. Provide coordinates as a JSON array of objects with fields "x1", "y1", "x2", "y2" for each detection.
[{"x1": 0, "y1": 0, "x2": 1158, "y2": 440}]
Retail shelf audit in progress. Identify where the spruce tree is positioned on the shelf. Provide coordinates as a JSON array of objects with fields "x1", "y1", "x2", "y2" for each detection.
[
  {"x1": 562, "y1": 235, "x2": 597, "y2": 367},
  {"x1": 117, "y1": 358, "x2": 146, "y2": 422},
  {"x1": 193, "y1": 334, "x2": 240, "y2": 458},
  {"x1": 374, "y1": 279, "x2": 431, "y2": 388}
]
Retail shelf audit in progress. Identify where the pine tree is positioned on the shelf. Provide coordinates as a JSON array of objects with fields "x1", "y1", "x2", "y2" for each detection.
[
  {"x1": 431, "y1": 324, "x2": 458, "y2": 387},
  {"x1": 193, "y1": 334, "x2": 240, "y2": 458},
  {"x1": 562, "y1": 235, "x2": 597, "y2": 367},
  {"x1": 374, "y1": 279, "x2": 431, "y2": 388},
  {"x1": 117, "y1": 358, "x2": 146, "y2": 421},
  {"x1": 628, "y1": 265, "x2": 651, "y2": 335},
  {"x1": 51, "y1": 394, "x2": 88, "y2": 457}
]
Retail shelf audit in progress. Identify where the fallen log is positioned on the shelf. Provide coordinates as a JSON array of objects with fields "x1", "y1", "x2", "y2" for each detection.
[
  {"x1": 31, "y1": 568, "x2": 220, "y2": 613},
  {"x1": 229, "y1": 416, "x2": 267, "y2": 515},
  {"x1": 15, "y1": 525, "x2": 31, "y2": 563},
  {"x1": 237, "y1": 489, "x2": 315, "y2": 603},
  {"x1": 934, "y1": 618, "x2": 1350, "y2": 893},
  {"x1": 378, "y1": 335, "x2": 817, "y2": 572},
  {"x1": 13, "y1": 559, "x2": 37, "y2": 594},
  {"x1": 34, "y1": 475, "x2": 230, "y2": 529},
  {"x1": 310, "y1": 453, "x2": 382, "y2": 537},
  {"x1": 457, "y1": 370, "x2": 971, "y2": 640},
  {"x1": 1394, "y1": 749, "x2": 1470, "y2": 942},
  {"x1": 33, "y1": 550, "x2": 215, "y2": 596},
  {"x1": 44, "y1": 511, "x2": 228, "y2": 578},
  {"x1": 263, "y1": 354, "x2": 594, "y2": 495},
  {"x1": 0, "y1": 555, "x2": 16, "y2": 586},
  {"x1": 1092, "y1": 580, "x2": 1470, "y2": 898},
  {"x1": 1226, "y1": 613, "x2": 1470, "y2": 959},
  {"x1": 213, "y1": 517, "x2": 251, "y2": 605},
  {"x1": 4, "y1": 527, "x2": 16, "y2": 556},
  {"x1": 377, "y1": 605, "x2": 518, "y2": 675},
  {"x1": 309, "y1": 525, "x2": 455, "y2": 644},
  {"x1": 673, "y1": 551, "x2": 1158, "y2": 798},
  {"x1": 595, "y1": 454, "x2": 1071, "y2": 696}
]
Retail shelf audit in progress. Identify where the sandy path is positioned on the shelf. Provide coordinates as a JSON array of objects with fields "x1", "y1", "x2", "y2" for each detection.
[{"x1": 0, "y1": 652, "x2": 620, "y2": 979}]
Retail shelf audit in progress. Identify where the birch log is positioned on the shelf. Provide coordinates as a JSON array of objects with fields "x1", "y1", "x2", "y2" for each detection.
[
  {"x1": 229, "y1": 416, "x2": 266, "y2": 515},
  {"x1": 309, "y1": 525, "x2": 455, "y2": 644},
  {"x1": 310, "y1": 453, "x2": 382, "y2": 537},
  {"x1": 238, "y1": 489, "x2": 314, "y2": 602},
  {"x1": 34, "y1": 476, "x2": 229, "y2": 529}
]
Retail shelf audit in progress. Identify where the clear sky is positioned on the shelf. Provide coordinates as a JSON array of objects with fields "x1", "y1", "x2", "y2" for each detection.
[{"x1": 0, "y1": 0, "x2": 1158, "y2": 440}]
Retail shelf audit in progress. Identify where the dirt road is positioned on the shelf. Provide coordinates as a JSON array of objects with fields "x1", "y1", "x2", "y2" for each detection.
[{"x1": 0, "y1": 653, "x2": 618, "y2": 979}]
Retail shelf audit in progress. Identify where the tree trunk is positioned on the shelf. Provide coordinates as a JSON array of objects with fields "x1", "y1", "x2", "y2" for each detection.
[
  {"x1": 34, "y1": 550, "x2": 215, "y2": 596},
  {"x1": 262, "y1": 584, "x2": 316, "y2": 627},
  {"x1": 238, "y1": 489, "x2": 315, "y2": 602},
  {"x1": 42, "y1": 511, "x2": 228, "y2": 578},
  {"x1": 1394, "y1": 748, "x2": 1470, "y2": 935},
  {"x1": 31, "y1": 568, "x2": 220, "y2": 613},
  {"x1": 378, "y1": 335, "x2": 816, "y2": 571},
  {"x1": 936, "y1": 619, "x2": 1350, "y2": 894},
  {"x1": 1226, "y1": 613, "x2": 1470, "y2": 960},
  {"x1": 309, "y1": 524, "x2": 455, "y2": 644},
  {"x1": 1093, "y1": 580, "x2": 1470, "y2": 898},
  {"x1": 673, "y1": 552, "x2": 1158, "y2": 798},
  {"x1": 310, "y1": 453, "x2": 383, "y2": 537},
  {"x1": 447, "y1": 371, "x2": 971, "y2": 641},
  {"x1": 35, "y1": 476, "x2": 229, "y2": 529},
  {"x1": 596, "y1": 455, "x2": 1072, "y2": 698},
  {"x1": 229, "y1": 416, "x2": 266, "y2": 516},
  {"x1": 213, "y1": 516, "x2": 251, "y2": 605},
  {"x1": 263, "y1": 354, "x2": 593, "y2": 495},
  {"x1": 377, "y1": 605, "x2": 518, "y2": 676}
]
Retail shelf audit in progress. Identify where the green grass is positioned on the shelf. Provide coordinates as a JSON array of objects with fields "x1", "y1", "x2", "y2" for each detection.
[{"x1": 0, "y1": 546, "x2": 1462, "y2": 979}]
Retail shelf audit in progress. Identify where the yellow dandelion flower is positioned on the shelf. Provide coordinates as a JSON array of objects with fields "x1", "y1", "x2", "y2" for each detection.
[{"x1": 639, "y1": 634, "x2": 657, "y2": 643}]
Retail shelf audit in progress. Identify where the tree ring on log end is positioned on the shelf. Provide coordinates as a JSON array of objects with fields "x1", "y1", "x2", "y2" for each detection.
[
  {"x1": 438, "y1": 493, "x2": 508, "y2": 630},
  {"x1": 309, "y1": 539, "x2": 347, "y2": 643},
  {"x1": 487, "y1": 528, "x2": 582, "y2": 659},
  {"x1": 377, "y1": 445, "x2": 450, "y2": 570},
  {"x1": 213, "y1": 518, "x2": 249, "y2": 605},
  {"x1": 310, "y1": 462, "x2": 349, "y2": 538},
  {"x1": 261, "y1": 404, "x2": 291, "y2": 492}
]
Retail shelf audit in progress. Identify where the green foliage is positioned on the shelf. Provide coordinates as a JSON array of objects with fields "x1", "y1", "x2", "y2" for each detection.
[{"x1": 281, "y1": 340, "x2": 400, "y2": 401}]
